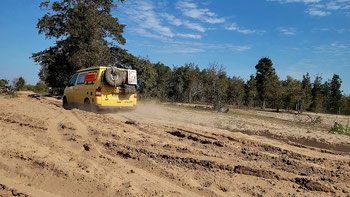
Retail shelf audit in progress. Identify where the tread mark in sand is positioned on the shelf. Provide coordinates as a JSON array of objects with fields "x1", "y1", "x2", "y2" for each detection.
[
  {"x1": 0, "y1": 116, "x2": 48, "y2": 131},
  {"x1": 168, "y1": 131, "x2": 224, "y2": 147}
]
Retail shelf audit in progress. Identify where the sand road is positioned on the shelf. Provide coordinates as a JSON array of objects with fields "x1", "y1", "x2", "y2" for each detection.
[{"x1": 0, "y1": 93, "x2": 350, "y2": 196}]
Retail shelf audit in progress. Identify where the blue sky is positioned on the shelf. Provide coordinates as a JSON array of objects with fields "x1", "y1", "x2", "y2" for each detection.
[{"x1": 0, "y1": 0, "x2": 349, "y2": 94}]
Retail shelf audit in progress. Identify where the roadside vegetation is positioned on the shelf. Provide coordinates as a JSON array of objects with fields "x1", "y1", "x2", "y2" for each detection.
[
  {"x1": 330, "y1": 122, "x2": 350, "y2": 135},
  {"x1": 0, "y1": 79, "x2": 16, "y2": 97},
  {"x1": 1, "y1": 77, "x2": 48, "y2": 95}
]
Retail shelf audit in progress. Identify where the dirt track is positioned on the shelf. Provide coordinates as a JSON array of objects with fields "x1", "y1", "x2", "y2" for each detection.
[{"x1": 1, "y1": 93, "x2": 350, "y2": 197}]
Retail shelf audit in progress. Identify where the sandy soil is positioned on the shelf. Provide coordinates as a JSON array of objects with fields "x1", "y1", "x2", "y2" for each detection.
[{"x1": 0, "y1": 93, "x2": 350, "y2": 197}]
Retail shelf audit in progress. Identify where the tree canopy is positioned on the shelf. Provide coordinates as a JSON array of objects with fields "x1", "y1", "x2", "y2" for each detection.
[
  {"x1": 32, "y1": 0, "x2": 126, "y2": 90},
  {"x1": 329, "y1": 74, "x2": 342, "y2": 113},
  {"x1": 13, "y1": 77, "x2": 26, "y2": 90},
  {"x1": 255, "y1": 57, "x2": 279, "y2": 109}
]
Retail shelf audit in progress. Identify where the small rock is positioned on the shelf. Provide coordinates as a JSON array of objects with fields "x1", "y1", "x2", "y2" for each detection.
[
  {"x1": 213, "y1": 141, "x2": 224, "y2": 147},
  {"x1": 83, "y1": 144, "x2": 90, "y2": 151},
  {"x1": 125, "y1": 120, "x2": 136, "y2": 125}
]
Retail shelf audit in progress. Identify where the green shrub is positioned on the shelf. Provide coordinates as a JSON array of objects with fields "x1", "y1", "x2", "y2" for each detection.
[
  {"x1": 330, "y1": 122, "x2": 350, "y2": 135},
  {"x1": 34, "y1": 82, "x2": 48, "y2": 93},
  {"x1": 0, "y1": 79, "x2": 9, "y2": 87}
]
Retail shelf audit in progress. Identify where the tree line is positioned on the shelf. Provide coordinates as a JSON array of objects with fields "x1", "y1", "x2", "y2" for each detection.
[
  {"x1": 29, "y1": 0, "x2": 350, "y2": 115},
  {"x1": 110, "y1": 52, "x2": 350, "y2": 115},
  {"x1": 0, "y1": 77, "x2": 48, "y2": 93}
]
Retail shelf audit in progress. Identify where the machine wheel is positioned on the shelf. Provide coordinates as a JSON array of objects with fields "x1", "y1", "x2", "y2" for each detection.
[
  {"x1": 63, "y1": 97, "x2": 70, "y2": 110},
  {"x1": 83, "y1": 98, "x2": 92, "y2": 111}
]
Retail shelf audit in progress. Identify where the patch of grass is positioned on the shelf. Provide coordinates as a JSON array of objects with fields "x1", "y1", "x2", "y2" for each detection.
[{"x1": 330, "y1": 122, "x2": 350, "y2": 135}]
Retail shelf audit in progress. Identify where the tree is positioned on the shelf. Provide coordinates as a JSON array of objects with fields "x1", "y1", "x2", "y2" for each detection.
[
  {"x1": 203, "y1": 63, "x2": 227, "y2": 110},
  {"x1": 255, "y1": 57, "x2": 279, "y2": 109},
  {"x1": 154, "y1": 62, "x2": 172, "y2": 100},
  {"x1": 32, "y1": 0, "x2": 126, "y2": 89},
  {"x1": 227, "y1": 77, "x2": 245, "y2": 107},
  {"x1": 13, "y1": 77, "x2": 26, "y2": 90},
  {"x1": 35, "y1": 82, "x2": 48, "y2": 93},
  {"x1": 168, "y1": 64, "x2": 201, "y2": 102},
  {"x1": 109, "y1": 46, "x2": 135, "y2": 68},
  {"x1": 169, "y1": 66, "x2": 186, "y2": 102},
  {"x1": 310, "y1": 75, "x2": 323, "y2": 113},
  {"x1": 301, "y1": 73, "x2": 312, "y2": 111},
  {"x1": 245, "y1": 75, "x2": 257, "y2": 107},
  {"x1": 272, "y1": 77, "x2": 283, "y2": 112},
  {"x1": 329, "y1": 74, "x2": 342, "y2": 114},
  {"x1": 321, "y1": 81, "x2": 331, "y2": 112},
  {"x1": 132, "y1": 57, "x2": 157, "y2": 98},
  {"x1": 183, "y1": 64, "x2": 201, "y2": 103},
  {"x1": 198, "y1": 69, "x2": 211, "y2": 103},
  {"x1": 281, "y1": 76, "x2": 302, "y2": 112}
]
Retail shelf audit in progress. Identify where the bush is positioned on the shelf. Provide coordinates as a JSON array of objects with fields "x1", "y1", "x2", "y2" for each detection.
[
  {"x1": 330, "y1": 122, "x2": 350, "y2": 135},
  {"x1": 13, "y1": 77, "x2": 25, "y2": 90},
  {"x1": 0, "y1": 79, "x2": 9, "y2": 87},
  {"x1": 19, "y1": 82, "x2": 48, "y2": 93},
  {"x1": 21, "y1": 85, "x2": 35, "y2": 91},
  {"x1": 34, "y1": 82, "x2": 48, "y2": 93}
]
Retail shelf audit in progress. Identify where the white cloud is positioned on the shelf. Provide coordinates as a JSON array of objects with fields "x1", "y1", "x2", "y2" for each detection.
[
  {"x1": 313, "y1": 42, "x2": 350, "y2": 56},
  {"x1": 183, "y1": 21, "x2": 206, "y2": 32},
  {"x1": 121, "y1": 0, "x2": 253, "y2": 53},
  {"x1": 176, "y1": 0, "x2": 225, "y2": 24},
  {"x1": 268, "y1": 0, "x2": 350, "y2": 16},
  {"x1": 192, "y1": 42, "x2": 252, "y2": 52},
  {"x1": 158, "y1": 47, "x2": 205, "y2": 54},
  {"x1": 231, "y1": 45, "x2": 252, "y2": 51},
  {"x1": 312, "y1": 27, "x2": 350, "y2": 33},
  {"x1": 225, "y1": 23, "x2": 239, "y2": 31},
  {"x1": 161, "y1": 13, "x2": 182, "y2": 26},
  {"x1": 226, "y1": 23, "x2": 265, "y2": 34},
  {"x1": 124, "y1": 0, "x2": 174, "y2": 37},
  {"x1": 134, "y1": 39, "x2": 252, "y2": 54},
  {"x1": 278, "y1": 27, "x2": 297, "y2": 35},
  {"x1": 306, "y1": 8, "x2": 331, "y2": 16},
  {"x1": 177, "y1": 33, "x2": 202, "y2": 39},
  {"x1": 161, "y1": 13, "x2": 206, "y2": 32},
  {"x1": 204, "y1": 17, "x2": 226, "y2": 24},
  {"x1": 326, "y1": 1, "x2": 342, "y2": 10},
  {"x1": 268, "y1": 0, "x2": 321, "y2": 3},
  {"x1": 131, "y1": 27, "x2": 171, "y2": 41},
  {"x1": 123, "y1": 0, "x2": 207, "y2": 40}
]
